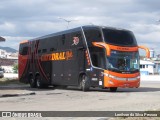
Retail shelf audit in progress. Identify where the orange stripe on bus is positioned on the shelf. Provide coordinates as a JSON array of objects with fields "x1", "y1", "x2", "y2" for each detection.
[
  {"x1": 92, "y1": 42, "x2": 138, "y2": 52},
  {"x1": 20, "y1": 40, "x2": 29, "y2": 44}
]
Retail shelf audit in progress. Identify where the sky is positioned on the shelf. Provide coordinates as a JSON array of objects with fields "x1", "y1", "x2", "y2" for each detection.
[{"x1": 0, "y1": 0, "x2": 160, "y2": 55}]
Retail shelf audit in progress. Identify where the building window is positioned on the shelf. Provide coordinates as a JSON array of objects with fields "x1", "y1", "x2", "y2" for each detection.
[
  {"x1": 140, "y1": 65, "x2": 142, "y2": 68},
  {"x1": 154, "y1": 65, "x2": 156, "y2": 68},
  {"x1": 140, "y1": 65, "x2": 145, "y2": 68}
]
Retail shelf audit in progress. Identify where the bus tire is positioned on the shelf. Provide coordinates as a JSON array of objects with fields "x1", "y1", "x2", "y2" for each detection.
[
  {"x1": 29, "y1": 75, "x2": 36, "y2": 88},
  {"x1": 80, "y1": 74, "x2": 90, "y2": 92},
  {"x1": 110, "y1": 87, "x2": 117, "y2": 92},
  {"x1": 36, "y1": 75, "x2": 48, "y2": 88}
]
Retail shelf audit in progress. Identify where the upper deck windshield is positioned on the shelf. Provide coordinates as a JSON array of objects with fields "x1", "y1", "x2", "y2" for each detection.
[
  {"x1": 107, "y1": 50, "x2": 139, "y2": 73},
  {"x1": 102, "y1": 28, "x2": 137, "y2": 47}
]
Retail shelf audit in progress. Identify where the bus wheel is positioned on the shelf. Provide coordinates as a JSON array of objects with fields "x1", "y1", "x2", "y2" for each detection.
[
  {"x1": 29, "y1": 75, "x2": 36, "y2": 88},
  {"x1": 80, "y1": 75, "x2": 90, "y2": 92},
  {"x1": 109, "y1": 87, "x2": 117, "y2": 92},
  {"x1": 36, "y1": 76, "x2": 47, "y2": 88}
]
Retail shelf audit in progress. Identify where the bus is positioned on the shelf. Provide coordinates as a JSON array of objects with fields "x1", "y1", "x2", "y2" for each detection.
[{"x1": 18, "y1": 25, "x2": 150, "y2": 92}]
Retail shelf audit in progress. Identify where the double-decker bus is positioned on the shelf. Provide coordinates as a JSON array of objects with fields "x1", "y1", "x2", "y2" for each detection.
[{"x1": 19, "y1": 25, "x2": 150, "y2": 92}]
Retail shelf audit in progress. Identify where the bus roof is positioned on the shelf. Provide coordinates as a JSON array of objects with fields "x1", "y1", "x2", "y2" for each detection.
[{"x1": 28, "y1": 25, "x2": 131, "y2": 42}]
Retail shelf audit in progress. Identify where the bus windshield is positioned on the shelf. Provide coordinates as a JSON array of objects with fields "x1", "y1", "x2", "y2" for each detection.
[
  {"x1": 107, "y1": 50, "x2": 139, "y2": 73},
  {"x1": 102, "y1": 28, "x2": 137, "y2": 46}
]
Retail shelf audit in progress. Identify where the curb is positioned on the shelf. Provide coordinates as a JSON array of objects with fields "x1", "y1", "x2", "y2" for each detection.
[{"x1": 0, "y1": 92, "x2": 36, "y2": 98}]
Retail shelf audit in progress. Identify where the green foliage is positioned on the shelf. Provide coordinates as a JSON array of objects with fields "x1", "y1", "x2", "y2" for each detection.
[{"x1": 12, "y1": 64, "x2": 18, "y2": 73}]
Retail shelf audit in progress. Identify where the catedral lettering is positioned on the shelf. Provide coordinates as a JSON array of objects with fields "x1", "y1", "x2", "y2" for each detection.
[
  {"x1": 41, "y1": 51, "x2": 73, "y2": 61},
  {"x1": 19, "y1": 25, "x2": 150, "y2": 92}
]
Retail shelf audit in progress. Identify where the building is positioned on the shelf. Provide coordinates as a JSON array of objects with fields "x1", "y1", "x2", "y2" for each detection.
[
  {"x1": 149, "y1": 49, "x2": 155, "y2": 58},
  {"x1": 0, "y1": 49, "x2": 7, "y2": 58},
  {"x1": 140, "y1": 60, "x2": 160, "y2": 75},
  {"x1": 0, "y1": 49, "x2": 18, "y2": 73}
]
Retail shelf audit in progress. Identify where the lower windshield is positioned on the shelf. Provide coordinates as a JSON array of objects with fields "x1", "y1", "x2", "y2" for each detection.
[{"x1": 107, "y1": 50, "x2": 139, "y2": 73}]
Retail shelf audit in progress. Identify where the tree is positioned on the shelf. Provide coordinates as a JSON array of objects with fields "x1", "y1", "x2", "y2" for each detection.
[{"x1": 13, "y1": 64, "x2": 18, "y2": 73}]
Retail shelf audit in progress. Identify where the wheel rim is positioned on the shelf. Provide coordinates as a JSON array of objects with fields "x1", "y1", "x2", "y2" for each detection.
[
  {"x1": 30, "y1": 78, "x2": 34, "y2": 85},
  {"x1": 36, "y1": 77, "x2": 40, "y2": 87},
  {"x1": 81, "y1": 75, "x2": 86, "y2": 87}
]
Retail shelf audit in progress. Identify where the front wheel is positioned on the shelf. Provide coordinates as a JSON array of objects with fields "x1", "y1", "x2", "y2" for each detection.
[
  {"x1": 109, "y1": 87, "x2": 117, "y2": 92},
  {"x1": 79, "y1": 74, "x2": 90, "y2": 92}
]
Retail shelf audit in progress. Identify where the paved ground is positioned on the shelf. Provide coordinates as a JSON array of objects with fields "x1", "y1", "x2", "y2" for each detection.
[
  {"x1": 0, "y1": 81, "x2": 160, "y2": 111},
  {"x1": 0, "y1": 80, "x2": 160, "y2": 119}
]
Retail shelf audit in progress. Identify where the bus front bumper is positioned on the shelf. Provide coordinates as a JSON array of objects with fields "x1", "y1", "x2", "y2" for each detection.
[{"x1": 103, "y1": 72, "x2": 140, "y2": 88}]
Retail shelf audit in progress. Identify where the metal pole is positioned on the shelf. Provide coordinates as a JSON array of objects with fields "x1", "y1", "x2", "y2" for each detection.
[{"x1": 58, "y1": 17, "x2": 78, "y2": 29}]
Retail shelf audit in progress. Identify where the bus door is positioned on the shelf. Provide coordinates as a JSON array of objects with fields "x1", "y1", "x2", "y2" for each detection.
[
  {"x1": 52, "y1": 60, "x2": 64, "y2": 85},
  {"x1": 51, "y1": 36, "x2": 64, "y2": 85},
  {"x1": 63, "y1": 32, "x2": 84, "y2": 86}
]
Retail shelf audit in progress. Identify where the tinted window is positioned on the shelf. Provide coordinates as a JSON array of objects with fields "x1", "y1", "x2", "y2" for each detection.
[
  {"x1": 19, "y1": 43, "x2": 29, "y2": 55},
  {"x1": 84, "y1": 28, "x2": 106, "y2": 68},
  {"x1": 50, "y1": 48, "x2": 57, "y2": 52},
  {"x1": 84, "y1": 28, "x2": 103, "y2": 47},
  {"x1": 42, "y1": 49, "x2": 47, "y2": 53},
  {"x1": 38, "y1": 49, "x2": 41, "y2": 53},
  {"x1": 90, "y1": 47, "x2": 106, "y2": 69},
  {"x1": 103, "y1": 29, "x2": 137, "y2": 46}
]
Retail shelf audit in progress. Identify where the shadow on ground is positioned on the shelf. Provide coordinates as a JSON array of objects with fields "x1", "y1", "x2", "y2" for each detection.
[{"x1": 1, "y1": 83, "x2": 160, "y2": 93}]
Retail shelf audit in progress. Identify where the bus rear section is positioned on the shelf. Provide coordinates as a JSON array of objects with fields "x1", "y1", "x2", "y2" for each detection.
[{"x1": 18, "y1": 40, "x2": 29, "y2": 83}]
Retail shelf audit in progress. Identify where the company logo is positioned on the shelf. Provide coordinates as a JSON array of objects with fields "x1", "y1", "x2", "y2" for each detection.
[
  {"x1": 2, "y1": 112, "x2": 11, "y2": 117},
  {"x1": 41, "y1": 50, "x2": 73, "y2": 61},
  {"x1": 117, "y1": 47, "x2": 129, "y2": 51},
  {"x1": 72, "y1": 37, "x2": 79, "y2": 45}
]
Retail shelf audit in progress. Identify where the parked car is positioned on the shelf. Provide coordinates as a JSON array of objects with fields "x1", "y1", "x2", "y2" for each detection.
[{"x1": 0, "y1": 68, "x2": 4, "y2": 78}]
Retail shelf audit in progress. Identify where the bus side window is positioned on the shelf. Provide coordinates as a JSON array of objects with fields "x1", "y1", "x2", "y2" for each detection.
[
  {"x1": 42, "y1": 49, "x2": 47, "y2": 53},
  {"x1": 38, "y1": 49, "x2": 41, "y2": 53},
  {"x1": 84, "y1": 28, "x2": 103, "y2": 46},
  {"x1": 19, "y1": 44, "x2": 29, "y2": 55},
  {"x1": 90, "y1": 47, "x2": 106, "y2": 69},
  {"x1": 84, "y1": 28, "x2": 106, "y2": 69},
  {"x1": 22, "y1": 46, "x2": 28, "y2": 55},
  {"x1": 50, "y1": 48, "x2": 57, "y2": 52},
  {"x1": 91, "y1": 54, "x2": 98, "y2": 67}
]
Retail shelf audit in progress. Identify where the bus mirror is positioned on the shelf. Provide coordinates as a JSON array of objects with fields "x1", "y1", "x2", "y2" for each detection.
[
  {"x1": 92, "y1": 42, "x2": 111, "y2": 56},
  {"x1": 138, "y1": 46, "x2": 150, "y2": 58}
]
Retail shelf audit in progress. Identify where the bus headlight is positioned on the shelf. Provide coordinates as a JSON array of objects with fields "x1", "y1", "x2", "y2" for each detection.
[
  {"x1": 109, "y1": 75, "x2": 126, "y2": 80},
  {"x1": 128, "y1": 76, "x2": 140, "y2": 81}
]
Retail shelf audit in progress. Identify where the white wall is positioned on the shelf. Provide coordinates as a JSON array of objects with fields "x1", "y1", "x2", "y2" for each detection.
[
  {"x1": 141, "y1": 75, "x2": 160, "y2": 81},
  {"x1": 140, "y1": 64, "x2": 155, "y2": 74},
  {"x1": 4, "y1": 73, "x2": 18, "y2": 78},
  {"x1": 1, "y1": 66, "x2": 14, "y2": 73}
]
